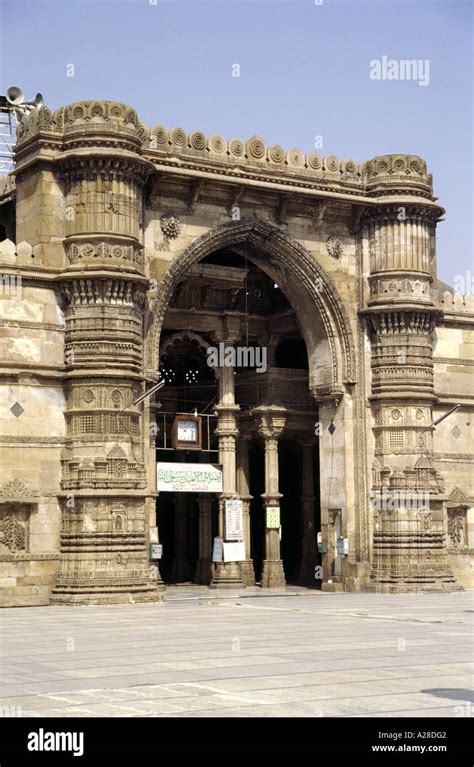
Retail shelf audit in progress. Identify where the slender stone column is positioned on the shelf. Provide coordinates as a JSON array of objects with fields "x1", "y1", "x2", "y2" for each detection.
[
  {"x1": 210, "y1": 363, "x2": 243, "y2": 588},
  {"x1": 254, "y1": 406, "x2": 287, "y2": 588},
  {"x1": 237, "y1": 434, "x2": 255, "y2": 586},
  {"x1": 298, "y1": 441, "x2": 317, "y2": 583},
  {"x1": 194, "y1": 494, "x2": 213, "y2": 585},
  {"x1": 171, "y1": 494, "x2": 191, "y2": 582}
]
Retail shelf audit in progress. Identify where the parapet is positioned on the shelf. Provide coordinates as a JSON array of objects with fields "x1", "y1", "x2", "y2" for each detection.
[{"x1": 14, "y1": 100, "x2": 434, "y2": 199}]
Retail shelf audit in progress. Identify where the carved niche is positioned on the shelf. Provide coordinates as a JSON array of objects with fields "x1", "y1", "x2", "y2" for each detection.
[
  {"x1": 0, "y1": 506, "x2": 27, "y2": 553},
  {"x1": 447, "y1": 509, "x2": 467, "y2": 548}
]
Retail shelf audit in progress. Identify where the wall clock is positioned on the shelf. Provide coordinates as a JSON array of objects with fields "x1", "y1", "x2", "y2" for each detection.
[{"x1": 172, "y1": 415, "x2": 202, "y2": 450}]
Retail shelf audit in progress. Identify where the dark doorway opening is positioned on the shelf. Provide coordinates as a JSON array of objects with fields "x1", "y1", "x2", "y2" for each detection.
[
  {"x1": 156, "y1": 491, "x2": 199, "y2": 583},
  {"x1": 279, "y1": 441, "x2": 301, "y2": 582}
]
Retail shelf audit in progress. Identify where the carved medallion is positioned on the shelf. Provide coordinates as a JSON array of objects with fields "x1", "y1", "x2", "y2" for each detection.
[
  {"x1": 160, "y1": 215, "x2": 181, "y2": 239},
  {"x1": 326, "y1": 234, "x2": 343, "y2": 259}
]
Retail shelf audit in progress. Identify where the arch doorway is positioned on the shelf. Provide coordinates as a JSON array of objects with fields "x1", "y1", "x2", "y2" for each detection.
[{"x1": 147, "y1": 219, "x2": 360, "y2": 589}]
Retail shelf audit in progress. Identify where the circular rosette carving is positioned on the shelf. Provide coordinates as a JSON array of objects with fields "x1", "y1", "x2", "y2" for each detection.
[
  {"x1": 124, "y1": 109, "x2": 138, "y2": 127},
  {"x1": 109, "y1": 104, "x2": 123, "y2": 119},
  {"x1": 136, "y1": 122, "x2": 149, "y2": 143},
  {"x1": 246, "y1": 136, "x2": 266, "y2": 160},
  {"x1": 111, "y1": 390, "x2": 123, "y2": 405},
  {"x1": 326, "y1": 234, "x2": 343, "y2": 259},
  {"x1": 341, "y1": 158, "x2": 357, "y2": 175},
  {"x1": 409, "y1": 157, "x2": 422, "y2": 174},
  {"x1": 376, "y1": 157, "x2": 390, "y2": 174},
  {"x1": 229, "y1": 138, "x2": 245, "y2": 158},
  {"x1": 151, "y1": 125, "x2": 169, "y2": 145},
  {"x1": 268, "y1": 144, "x2": 285, "y2": 164},
  {"x1": 392, "y1": 155, "x2": 407, "y2": 173},
  {"x1": 170, "y1": 127, "x2": 187, "y2": 147},
  {"x1": 208, "y1": 134, "x2": 227, "y2": 154},
  {"x1": 80, "y1": 243, "x2": 95, "y2": 259},
  {"x1": 90, "y1": 102, "x2": 105, "y2": 119},
  {"x1": 72, "y1": 105, "x2": 85, "y2": 121},
  {"x1": 287, "y1": 148, "x2": 304, "y2": 168},
  {"x1": 324, "y1": 155, "x2": 340, "y2": 173},
  {"x1": 190, "y1": 131, "x2": 206, "y2": 150},
  {"x1": 306, "y1": 152, "x2": 322, "y2": 171},
  {"x1": 160, "y1": 214, "x2": 181, "y2": 239}
]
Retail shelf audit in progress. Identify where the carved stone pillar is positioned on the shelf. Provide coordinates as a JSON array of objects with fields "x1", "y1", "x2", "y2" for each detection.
[
  {"x1": 210, "y1": 363, "x2": 243, "y2": 588},
  {"x1": 298, "y1": 442, "x2": 317, "y2": 583},
  {"x1": 49, "y1": 103, "x2": 161, "y2": 604},
  {"x1": 254, "y1": 406, "x2": 287, "y2": 588},
  {"x1": 237, "y1": 434, "x2": 255, "y2": 586},
  {"x1": 194, "y1": 494, "x2": 213, "y2": 585},
  {"x1": 362, "y1": 204, "x2": 458, "y2": 591}
]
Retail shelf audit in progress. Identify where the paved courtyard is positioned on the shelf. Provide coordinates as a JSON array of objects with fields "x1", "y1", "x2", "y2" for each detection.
[{"x1": 0, "y1": 589, "x2": 473, "y2": 718}]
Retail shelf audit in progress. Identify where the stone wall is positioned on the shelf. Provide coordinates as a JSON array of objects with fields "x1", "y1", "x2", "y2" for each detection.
[
  {"x1": 433, "y1": 292, "x2": 474, "y2": 587},
  {"x1": 0, "y1": 248, "x2": 65, "y2": 605}
]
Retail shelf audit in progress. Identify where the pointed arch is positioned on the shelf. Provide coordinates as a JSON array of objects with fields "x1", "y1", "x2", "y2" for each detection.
[{"x1": 145, "y1": 217, "x2": 356, "y2": 395}]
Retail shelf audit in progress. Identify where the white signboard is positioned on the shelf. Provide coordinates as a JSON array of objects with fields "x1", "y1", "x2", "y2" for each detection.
[
  {"x1": 336, "y1": 537, "x2": 349, "y2": 555},
  {"x1": 225, "y1": 499, "x2": 243, "y2": 541},
  {"x1": 266, "y1": 506, "x2": 280, "y2": 529},
  {"x1": 150, "y1": 543, "x2": 163, "y2": 560},
  {"x1": 212, "y1": 537, "x2": 223, "y2": 562},
  {"x1": 157, "y1": 462, "x2": 223, "y2": 493},
  {"x1": 222, "y1": 541, "x2": 246, "y2": 562}
]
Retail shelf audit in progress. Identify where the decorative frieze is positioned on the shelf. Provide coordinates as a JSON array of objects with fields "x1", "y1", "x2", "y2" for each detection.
[
  {"x1": 65, "y1": 241, "x2": 145, "y2": 272},
  {"x1": 14, "y1": 102, "x2": 438, "y2": 206},
  {"x1": 366, "y1": 310, "x2": 437, "y2": 335},
  {"x1": 369, "y1": 273, "x2": 431, "y2": 304},
  {"x1": 66, "y1": 411, "x2": 140, "y2": 437},
  {"x1": 62, "y1": 443, "x2": 146, "y2": 490},
  {"x1": 66, "y1": 384, "x2": 140, "y2": 411},
  {"x1": 61, "y1": 278, "x2": 146, "y2": 308}
]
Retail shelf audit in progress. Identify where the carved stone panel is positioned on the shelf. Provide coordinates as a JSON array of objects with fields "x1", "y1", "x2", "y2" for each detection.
[
  {"x1": 0, "y1": 506, "x2": 28, "y2": 554},
  {"x1": 447, "y1": 508, "x2": 467, "y2": 548}
]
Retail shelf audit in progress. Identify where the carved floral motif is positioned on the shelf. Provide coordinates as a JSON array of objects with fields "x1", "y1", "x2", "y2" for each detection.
[
  {"x1": 326, "y1": 234, "x2": 343, "y2": 259},
  {"x1": 0, "y1": 512, "x2": 26, "y2": 552},
  {"x1": 448, "y1": 509, "x2": 466, "y2": 547}
]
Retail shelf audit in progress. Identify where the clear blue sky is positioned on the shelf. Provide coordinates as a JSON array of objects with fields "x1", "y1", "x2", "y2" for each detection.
[{"x1": 0, "y1": 0, "x2": 472, "y2": 285}]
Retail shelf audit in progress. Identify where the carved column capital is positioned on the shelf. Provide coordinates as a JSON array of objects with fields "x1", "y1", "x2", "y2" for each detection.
[{"x1": 253, "y1": 405, "x2": 287, "y2": 440}]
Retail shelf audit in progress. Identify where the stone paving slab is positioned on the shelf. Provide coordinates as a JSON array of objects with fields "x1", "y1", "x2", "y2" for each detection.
[{"x1": 0, "y1": 590, "x2": 472, "y2": 718}]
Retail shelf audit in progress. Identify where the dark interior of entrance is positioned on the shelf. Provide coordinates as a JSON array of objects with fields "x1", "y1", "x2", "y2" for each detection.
[{"x1": 154, "y1": 247, "x2": 321, "y2": 586}]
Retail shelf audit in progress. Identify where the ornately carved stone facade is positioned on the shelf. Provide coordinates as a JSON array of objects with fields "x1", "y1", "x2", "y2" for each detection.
[{"x1": 0, "y1": 100, "x2": 472, "y2": 605}]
